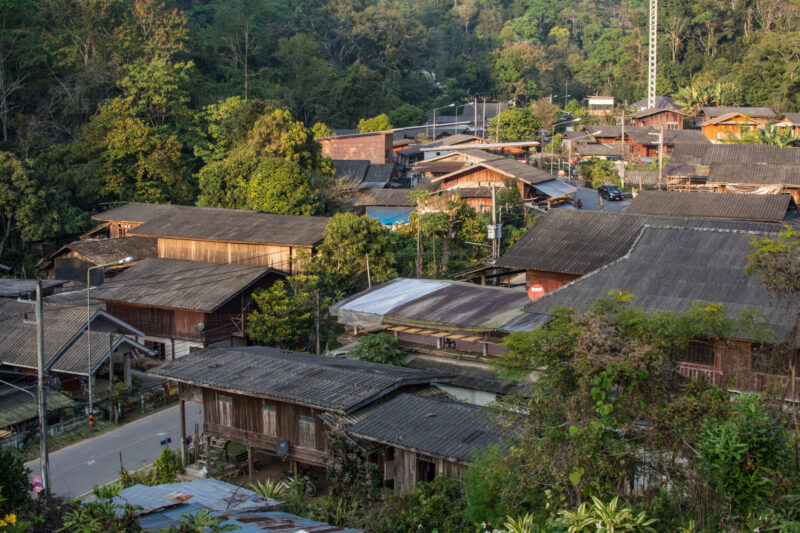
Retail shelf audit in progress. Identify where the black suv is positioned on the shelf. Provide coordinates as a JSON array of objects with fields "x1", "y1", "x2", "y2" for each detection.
[{"x1": 597, "y1": 184, "x2": 624, "y2": 201}]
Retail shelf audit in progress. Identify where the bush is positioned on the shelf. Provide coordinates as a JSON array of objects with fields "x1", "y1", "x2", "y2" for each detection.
[
  {"x1": 350, "y1": 333, "x2": 406, "y2": 366},
  {"x1": 0, "y1": 448, "x2": 31, "y2": 514},
  {"x1": 380, "y1": 476, "x2": 469, "y2": 533}
]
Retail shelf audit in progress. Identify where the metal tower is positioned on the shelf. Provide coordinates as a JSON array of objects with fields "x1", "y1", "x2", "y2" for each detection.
[{"x1": 648, "y1": 0, "x2": 658, "y2": 109}]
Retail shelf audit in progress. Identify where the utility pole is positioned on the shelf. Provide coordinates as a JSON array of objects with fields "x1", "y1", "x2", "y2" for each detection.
[
  {"x1": 315, "y1": 291, "x2": 321, "y2": 355},
  {"x1": 491, "y1": 184, "x2": 498, "y2": 261},
  {"x1": 563, "y1": 81, "x2": 570, "y2": 108},
  {"x1": 108, "y1": 334, "x2": 115, "y2": 423},
  {"x1": 35, "y1": 280, "x2": 49, "y2": 494},
  {"x1": 658, "y1": 126, "x2": 664, "y2": 190},
  {"x1": 416, "y1": 200, "x2": 422, "y2": 278},
  {"x1": 473, "y1": 97, "x2": 477, "y2": 135},
  {"x1": 620, "y1": 108, "x2": 626, "y2": 187},
  {"x1": 481, "y1": 97, "x2": 487, "y2": 139},
  {"x1": 648, "y1": 0, "x2": 658, "y2": 109},
  {"x1": 365, "y1": 254, "x2": 371, "y2": 288}
]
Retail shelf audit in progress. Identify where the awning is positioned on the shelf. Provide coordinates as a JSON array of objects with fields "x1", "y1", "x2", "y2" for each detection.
[{"x1": 533, "y1": 179, "x2": 577, "y2": 198}]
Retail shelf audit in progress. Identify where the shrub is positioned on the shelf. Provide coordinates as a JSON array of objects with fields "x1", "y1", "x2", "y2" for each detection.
[
  {"x1": 350, "y1": 333, "x2": 406, "y2": 366},
  {"x1": 0, "y1": 449, "x2": 31, "y2": 514},
  {"x1": 380, "y1": 476, "x2": 469, "y2": 533}
]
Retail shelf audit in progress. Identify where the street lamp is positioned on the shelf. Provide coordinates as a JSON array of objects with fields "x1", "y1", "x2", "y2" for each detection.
[
  {"x1": 432, "y1": 103, "x2": 455, "y2": 140},
  {"x1": 86, "y1": 256, "x2": 133, "y2": 425}
]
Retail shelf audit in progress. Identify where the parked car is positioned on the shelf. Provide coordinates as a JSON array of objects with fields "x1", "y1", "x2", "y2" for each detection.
[{"x1": 597, "y1": 184, "x2": 624, "y2": 201}]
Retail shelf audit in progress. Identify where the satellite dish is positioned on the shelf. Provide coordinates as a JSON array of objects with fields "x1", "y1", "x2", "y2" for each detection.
[
  {"x1": 275, "y1": 441, "x2": 290, "y2": 458},
  {"x1": 195, "y1": 322, "x2": 205, "y2": 332}
]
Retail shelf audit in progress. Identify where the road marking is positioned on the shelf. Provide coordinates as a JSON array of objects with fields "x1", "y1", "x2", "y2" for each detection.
[{"x1": 86, "y1": 460, "x2": 95, "y2": 465}]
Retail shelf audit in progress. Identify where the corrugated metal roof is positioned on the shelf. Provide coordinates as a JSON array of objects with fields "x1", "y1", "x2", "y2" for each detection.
[
  {"x1": 701, "y1": 106, "x2": 776, "y2": 118},
  {"x1": 334, "y1": 160, "x2": 369, "y2": 187},
  {"x1": 112, "y1": 479, "x2": 278, "y2": 514},
  {"x1": 363, "y1": 164, "x2": 394, "y2": 184},
  {"x1": 0, "y1": 279, "x2": 66, "y2": 298},
  {"x1": 406, "y1": 357, "x2": 534, "y2": 396},
  {"x1": 56, "y1": 237, "x2": 158, "y2": 266},
  {"x1": 148, "y1": 346, "x2": 443, "y2": 414},
  {"x1": 706, "y1": 163, "x2": 800, "y2": 186},
  {"x1": 671, "y1": 144, "x2": 800, "y2": 165},
  {"x1": 129, "y1": 207, "x2": 330, "y2": 246},
  {"x1": 778, "y1": 113, "x2": 800, "y2": 126},
  {"x1": 533, "y1": 179, "x2": 577, "y2": 198},
  {"x1": 627, "y1": 191, "x2": 791, "y2": 221},
  {"x1": 92, "y1": 258, "x2": 278, "y2": 312},
  {"x1": 351, "y1": 189, "x2": 415, "y2": 207},
  {"x1": 576, "y1": 143, "x2": 621, "y2": 156},
  {"x1": 348, "y1": 394, "x2": 504, "y2": 463},
  {"x1": 632, "y1": 96, "x2": 680, "y2": 110},
  {"x1": 0, "y1": 387, "x2": 75, "y2": 428},
  {"x1": 92, "y1": 202, "x2": 179, "y2": 223},
  {"x1": 331, "y1": 278, "x2": 550, "y2": 333},
  {"x1": 523, "y1": 226, "x2": 795, "y2": 341},
  {"x1": 422, "y1": 134, "x2": 485, "y2": 149},
  {"x1": 631, "y1": 107, "x2": 686, "y2": 119},
  {"x1": 625, "y1": 170, "x2": 660, "y2": 187},
  {"x1": 496, "y1": 209, "x2": 783, "y2": 274}
]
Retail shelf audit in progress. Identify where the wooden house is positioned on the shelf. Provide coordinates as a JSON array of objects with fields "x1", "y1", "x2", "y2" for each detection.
[
  {"x1": 632, "y1": 96, "x2": 680, "y2": 112},
  {"x1": 775, "y1": 113, "x2": 800, "y2": 135},
  {"x1": 318, "y1": 131, "x2": 394, "y2": 165},
  {"x1": 149, "y1": 347, "x2": 444, "y2": 473},
  {"x1": 103, "y1": 205, "x2": 330, "y2": 274},
  {"x1": 420, "y1": 134, "x2": 488, "y2": 160},
  {"x1": 348, "y1": 394, "x2": 504, "y2": 493},
  {"x1": 698, "y1": 106, "x2": 776, "y2": 125},
  {"x1": 665, "y1": 144, "x2": 800, "y2": 203},
  {"x1": 496, "y1": 209, "x2": 782, "y2": 294},
  {"x1": 92, "y1": 258, "x2": 285, "y2": 358},
  {"x1": 0, "y1": 299, "x2": 150, "y2": 394},
  {"x1": 586, "y1": 95, "x2": 615, "y2": 116},
  {"x1": 47, "y1": 236, "x2": 157, "y2": 284},
  {"x1": 524, "y1": 226, "x2": 800, "y2": 401},
  {"x1": 624, "y1": 128, "x2": 709, "y2": 160},
  {"x1": 92, "y1": 202, "x2": 179, "y2": 239},
  {"x1": 701, "y1": 112, "x2": 764, "y2": 143},
  {"x1": 630, "y1": 107, "x2": 686, "y2": 129}
]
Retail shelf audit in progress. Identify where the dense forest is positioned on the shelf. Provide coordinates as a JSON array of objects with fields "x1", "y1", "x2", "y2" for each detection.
[{"x1": 0, "y1": 0, "x2": 798, "y2": 271}]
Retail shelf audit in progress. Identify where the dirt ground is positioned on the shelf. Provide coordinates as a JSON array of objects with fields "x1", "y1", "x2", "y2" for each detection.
[{"x1": 228, "y1": 449, "x2": 329, "y2": 497}]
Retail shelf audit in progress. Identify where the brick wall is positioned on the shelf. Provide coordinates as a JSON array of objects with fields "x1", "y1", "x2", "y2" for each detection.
[{"x1": 320, "y1": 132, "x2": 393, "y2": 164}]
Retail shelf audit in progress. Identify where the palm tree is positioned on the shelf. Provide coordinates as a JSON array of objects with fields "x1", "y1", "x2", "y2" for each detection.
[{"x1": 758, "y1": 124, "x2": 800, "y2": 148}]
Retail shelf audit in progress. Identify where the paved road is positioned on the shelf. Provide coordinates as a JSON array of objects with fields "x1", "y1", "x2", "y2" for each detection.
[
  {"x1": 26, "y1": 402, "x2": 204, "y2": 498},
  {"x1": 573, "y1": 185, "x2": 631, "y2": 212}
]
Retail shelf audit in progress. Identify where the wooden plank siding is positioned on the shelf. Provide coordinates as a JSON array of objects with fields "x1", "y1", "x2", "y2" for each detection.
[
  {"x1": 201, "y1": 388, "x2": 330, "y2": 466},
  {"x1": 391, "y1": 447, "x2": 468, "y2": 494},
  {"x1": 156, "y1": 238, "x2": 312, "y2": 273}
]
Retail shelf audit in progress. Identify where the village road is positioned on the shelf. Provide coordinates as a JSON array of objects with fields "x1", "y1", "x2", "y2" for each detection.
[
  {"x1": 25, "y1": 402, "x2": 204, "y2": 498},
  {"x1": 574, "y1": 186, "x2": 631, "y2": 212}
]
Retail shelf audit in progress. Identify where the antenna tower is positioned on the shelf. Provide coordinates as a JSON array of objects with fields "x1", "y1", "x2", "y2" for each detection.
[{"x1": 648, "y1": 0, "x2": 657, "y2": 109}]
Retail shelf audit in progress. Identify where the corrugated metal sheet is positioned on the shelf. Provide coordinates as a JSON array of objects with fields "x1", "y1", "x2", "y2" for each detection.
[
  {"x1": 523, "y1": 226, "x2": 795, "y2": 341},
  {"x1": 0, "y1": 387, "x2": 75, "y2": 428},
  {"x1": 496, "y1": 209, "x2": 783, "y2": 274},
  {"x1": 627, "y1": 191, "x2": 791, "y2": 221},
  {"x1": 701, "y1": 106, "x2": 776, "y2": 118},
  {"x1": 576, "y1": 143, "x2": 620, "y2": 157},
  {"x1": 351, "y1": 189, "x2": 415, "y2": 207},
  {"x1": 707, "y1": 163, "x2": 800, "y2": 186},
  {"x1": 0, "y1": 279, "x2": 66, "y2": 298},
  {"x1": 626, "y1": 170, "x2": 660, "y2": 187},
  {"x1": 129, "y1": 207, "x2": 330, "y2": 246},
  {"x1": 533, "y1": 179, "x2": 577, "y2": 198},
  {"x1": 484, "y1": 158, "x2": 554, "y2": 184},
  {"x1": 671, "y1": 144, "x2": 800, "y2": 166},
  {"x1": 92, "y1": 258, "x2": 274, "y2": 312},
  {"x1": 348, "y1": 394, "x2": 504, "y2": 463},
  {"x1": 59, "y1": 237, "x2": 158, "y2": 266},
  {"x1": 112, "y1": 479, "x2": 278, "y2": 514},
  {"x1": 331, "y1": 278, "x2": 548, "y2": 333},
  {"x1": 363, "y1": 164, "x2": 394, "y2": 184},
  {"x1": 92, "y1": 202, "x2": 179, "y2": 223},
  {"x1": 148, "y1": 347, "x2": 442, "y2": 414}
]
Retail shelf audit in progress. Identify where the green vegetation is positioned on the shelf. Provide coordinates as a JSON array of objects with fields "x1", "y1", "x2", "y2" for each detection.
[{"x1": 350, "y1": 333, "x2": 406, "y2": 366}]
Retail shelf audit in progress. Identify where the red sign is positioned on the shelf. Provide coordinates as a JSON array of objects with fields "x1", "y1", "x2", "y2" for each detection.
[
  {"x1": 557, "y1": 169, "x2": 566, "y2": 177},
  {"x1": 32, "y1": 475, "x2": 43, "y2": 496},
  {"x1": 528, "y1": 284, "x2": 545, "y2": 301}
]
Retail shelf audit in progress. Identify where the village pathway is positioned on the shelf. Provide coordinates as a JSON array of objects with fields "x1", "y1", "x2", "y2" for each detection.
[
  {"x1": 573, "y1": 185, "x2": 631, "y2": 212},
  {"x1": 25, "y1": 402, "x2": 204, "y2": 498}
]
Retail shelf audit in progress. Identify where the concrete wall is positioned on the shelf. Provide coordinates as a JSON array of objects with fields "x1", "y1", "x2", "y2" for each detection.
[{"x1": 320, "y1": 132, "x2": 393, "y2": 164}]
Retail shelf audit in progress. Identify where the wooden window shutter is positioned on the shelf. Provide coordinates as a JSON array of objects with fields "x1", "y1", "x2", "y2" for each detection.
[
  {"x1": 218, "y1": 395, "x2": 233, "y2": 426},
  {"x1": 262, "y1": 405, "x2": 276, "y2": 436},
  {"x1": 298, "y1": 416, "x2": 316, "y2": 448}
]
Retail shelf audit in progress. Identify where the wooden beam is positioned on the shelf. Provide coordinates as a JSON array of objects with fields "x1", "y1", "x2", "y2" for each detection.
[{"x1": 247, "y1": 445, "x2": 254, "y2": 483}]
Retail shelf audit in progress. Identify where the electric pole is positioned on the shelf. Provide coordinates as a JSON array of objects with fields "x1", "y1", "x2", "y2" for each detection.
[
  {"x1": 658, "y1": 126, "x2": 664, "y2": 190},
  {"x1": 620, "y1": 108, "x2": 626, "y2": 186},
  {"x1": 491, "y1": 184, "x2": 498, "y2": 262},
  {"x1": 35, "y1": 280, "x2": 49, "y2": 494},
  {"x1": 648, "y1": 0, "x2": 658, "y2": 109}
]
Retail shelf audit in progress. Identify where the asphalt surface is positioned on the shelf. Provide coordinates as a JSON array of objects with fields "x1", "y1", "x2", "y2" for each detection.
[
  {"x1": 26, "y1": 401, "x2": 204, "y2": 498},
  {"x1": 574, "y1": 186, "x2": 631, "y2": 212}
]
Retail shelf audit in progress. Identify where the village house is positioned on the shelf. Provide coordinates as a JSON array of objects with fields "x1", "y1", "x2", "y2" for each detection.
[
  {"x1": 632, "y1": 96, "x2": 681, "y2": 112},
  {"x1": 0, "y1": 299, "x2": 150, "y2": 395},
  {"x1": 91, "y1": 258, "x2": 285, "y2": 358},
  {"x1": 149, "y1": 346, "x2": 446, "y2": 477},
  {"x1": 420, "y1": 134, "x2": 489, "y2": 160},
  {"x1": 496, "y1": 209, "x2": 783, "y2": 294},
  {"x1": 318, "y1": 131, "x2": 394, "y2": 165},
  {"x1": 700, "y1": 112, "x2": 764, "y2": 142},
  {"x1": 0, "y1": 383, "x2": 75, "y2": 442},
  {"x1": 46, "y1": 236, "x2": 157, "y2": 284},
  {"x1": 332, "y1": 159, "x2": 399, "y2": 190},
  {"x1": 523, "y1": 226, "x2": 800, "y2": 401},
  {"x1": 665, "y1": 144, "x2": 800, "y2": 203},
  {"x1": 775, "y1": 112, "x2": 800, "y2": 134},
  {"x1": 348, "y1": 188, "x2": 416, "y2": 225},
  {"x1": 347, "y1": 393, "x2": 504, "y2": 493},
  {"x1": 697, "y1": 106, "x2": 776, "y2": 125},
  {"x1": 630, "y1": 107, "x2": 686, "y2": 129},
  {"x1": 627, "y1": 191, "x2": 793, "y2": 221},
  {"x1": 586, "y1": 95, "x2": 615, "y2": 116}
]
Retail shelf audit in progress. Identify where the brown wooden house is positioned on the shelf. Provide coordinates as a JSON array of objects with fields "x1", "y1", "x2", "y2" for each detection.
[
  {"x1": 630, "y1": 107, "x2": 686, "y2": 129},
  {"x1": 348, "y1": 393, "x2": 504, "y2": 493},
  {"x1": 523, "y1": 226, "x2": 800, "y2": 400},
  {"x1": 149, "y1": 347, "x2": 445, "y2": 473},
  {"x1": 91, "y1": 258, "x2": 285, "y2": 358},
  {"x1": 92, "y1": 204, "x2": 330, "y2": 274},
  {"x1": 496, "y1": 209, "x2": 782, "y2": 294}
]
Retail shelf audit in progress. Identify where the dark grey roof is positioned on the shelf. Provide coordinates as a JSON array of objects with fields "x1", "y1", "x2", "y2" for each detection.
[
  {"x1": 348, "y1": 393, "x2": 504, "y2": 463},
  {"x1": 671, "y1": 143, "x2": 800, "y2": 166},
  {"x1": 148, "y1": 347, "x2": 443, "y2": 414},
  {"x1": 779, "y1": 113, "x2": 800, "y2": 125},
  {"x1": 480, "y1": 158, "x2": 554, "y2": 184},
  {"x1": 706, "y1": 163, "x2": 800, "y2": 186},
  {"x1": 576, "y1": 143, "x2": 621, "y2": 157},
  {"x1": 585, "y1": 125, "x2": 622, "y2": 138},
  {"x1": 496, "y1": 209, "x2": 783, "y2": 274},
  {"x1": 92, "y1": 202, "x2": 179, "y2": 223},
  {"x1": 0, "y1": 386, "x2": 75, "y2": 428},
  {"x1": 701, "y1": 106, "x2": 776, "y2": 118},
  {"x1": 421, "y1": 134, "x2": 485, "y2": 149},
  {"x1": 0, "y1": 300, "x2": 146, "y2": 376},
  {"x1": 523, "y1": 226, "x2": 795, "y2": 340},
  {"x1": 92, "y1": 258, "x2": 278, "y2": 312},
  {"x1": 627, "y1": 191, "x2": 791, "y2": 221},
  {"x1": 0, "y1": 279, "x2": 66, "y2": 298},
  {"x1": 55, "y1": 237, "x2": 158, "y2": 266},
  {"x1": 129, "y1": 207, "x2": 330, "y2": 246},
  {"x1": 632, "y1": 96, "x2": 679, "y2": 111},
  {"x1": 663, "y1": 129, "x2": 709, "y2": 145},
  {"x1": 333, "y1": 160, "x2": 369, "y2": 187},
  {"x1": 406, "y1": 357, "x2": 534, "y2": 397},
  {"x1": 631, "y1": 107, "x2": 685, "y2": 119},
  {"x1": 625, "y1": 170, "x2": 660, "y2": 187},
  {"x1": 351, "y1": 189, "x2": 415, "y2": 207},
  {"x1": 363, "y1": 164, "x2": 394, "y2": 184}
]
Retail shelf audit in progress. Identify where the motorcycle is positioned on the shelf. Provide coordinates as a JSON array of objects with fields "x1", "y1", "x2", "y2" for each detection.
[{"x1": 280, "y1": 469, "x2": 318, "y2": 497}]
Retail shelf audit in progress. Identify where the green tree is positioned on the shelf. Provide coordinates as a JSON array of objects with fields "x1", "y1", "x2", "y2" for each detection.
[
  {"x1": 758, "y1": 124, "x2": 800, "y2": 148},
  {"x1": 310, "y1": 213, "x2": 396, "y2": 293},
  {"x1": 357, "y1": 113, "x2": 392, "y2": 133},
  {"x1": 388, "y1": 104, "x2": 427, "y2": 127},
  {"x1": 488, "y1": 108, "x2": 543, "y2": 141},
  {"x1": 311, "y1": 122, "x2": 334, "y2": 139},
  {"x1": 350, "y1": 333, "x2": 406, "y2": 366},
  {"x1": 274, "y1": 33, "x2": 333, "y2": 124},
  {"x1": 243, "y1": 157, "x2": 320, "y2": 215}
]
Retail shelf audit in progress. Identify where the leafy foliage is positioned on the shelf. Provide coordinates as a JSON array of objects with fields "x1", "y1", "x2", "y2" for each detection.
[
  {"x1": 488, "y1": 109, "x2": 543, "y2": 141},
  {"x1": 350, "y1": 333, "x2": 406, "y2": 366},
  {"x1": 380, "y1": 476, "x2": 470, "y2": 533},
  {"x1": 0, "y1": 449, "x2": 31, "y2": 515},
  {"x1": 357, "y1": 113, "x2": 392, "y2": 133}
]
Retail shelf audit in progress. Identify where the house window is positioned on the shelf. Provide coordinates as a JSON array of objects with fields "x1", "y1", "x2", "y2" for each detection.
[
  {"x1": 145, "y1": 340, "x2": 167, "y2": 360},
  {"x1": 667, "y1": 123, "x2": 679, "y2": 130},
  {"x1": 682, "y1": 340, "x2": 716, "y2": 366},
  {"x1": 298, "y1": 416, "x2": 316, "y2": 448},
  {"x1": 262, "y1": 405, "x2": 277, "y2": 436},
  {"x1": 218, "y1": 395, "x2": 233, "y2": 426},
  {"x1": 752, "y1": 348, "x2": 794, "y2": 375},
  {"x1": 417, "y1": 457, "x2": 437, "y2": 483}
]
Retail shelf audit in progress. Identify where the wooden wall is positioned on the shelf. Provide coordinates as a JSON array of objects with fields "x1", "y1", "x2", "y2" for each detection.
[
  {"x1": 201, "y1": 388, "x2": 330, "y2": 466},
  {"x1": 391, "y1": 447, "x2": 468, "y2": 494},
  {"x1": 110, "y1": 222, "x2": 143, "y2": 238},
  {"x1": 157, "y1": 238, "x2": 311, "y2": 273},
  {"x1": 633, "y1": 111, "x2": 684, "y2": 130},
  {"x1": 526, "y1": 269, "x2": 581, "y2": 293},
  {"x1": 442, "y1": 168, "x2": 526, "y2": 197}
]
